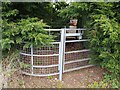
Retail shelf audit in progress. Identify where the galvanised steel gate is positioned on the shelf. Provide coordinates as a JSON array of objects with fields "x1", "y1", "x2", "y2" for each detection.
[{"x1": 20, "y1": 28, "x2": 93, "y2": 81}]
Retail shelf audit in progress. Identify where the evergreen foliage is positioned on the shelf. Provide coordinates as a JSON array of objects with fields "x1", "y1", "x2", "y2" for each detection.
[{"x1": 1, "y1": 2, "x2": 120, "y2": 87}]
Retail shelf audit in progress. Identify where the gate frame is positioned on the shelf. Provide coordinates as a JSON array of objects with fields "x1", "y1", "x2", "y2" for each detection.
[
  {"x1": 58, "y1": 27, "x2": 94, "y2": 81},
  {"x1": 20, "y1": 28, "x2": 94, "y2": 81}
]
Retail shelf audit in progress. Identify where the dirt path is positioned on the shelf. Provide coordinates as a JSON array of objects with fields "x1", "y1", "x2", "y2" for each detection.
[{"x1": 9, "y1": 66, "x2": 106, "y2": 88}]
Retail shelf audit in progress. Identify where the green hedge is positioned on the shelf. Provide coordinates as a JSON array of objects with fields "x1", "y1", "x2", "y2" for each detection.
[{"x1": 89, "y1": 14, "x2": 120, "y2": 87}]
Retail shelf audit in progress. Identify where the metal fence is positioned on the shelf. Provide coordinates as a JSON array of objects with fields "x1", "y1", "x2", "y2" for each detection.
[{"x1": 20, "y1": 28, "x2": 94, "y2": 80}]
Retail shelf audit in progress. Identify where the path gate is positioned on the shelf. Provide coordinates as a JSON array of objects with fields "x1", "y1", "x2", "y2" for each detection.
[{"x1": 20, "y1": 28, "x2": 93, "y2": 81}]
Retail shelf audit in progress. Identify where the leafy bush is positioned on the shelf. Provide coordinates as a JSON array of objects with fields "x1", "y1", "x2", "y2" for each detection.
[
  {"x1": 89, "y1": 14, "x2": 120, "y2": 87},
  {"x1": 88, "y1": 74, "x2": 120, "y2": 88},
  {"x1": 104, "y1": 74, "x2": 120, "y2": 88},
  {"x1": 1, "y1": 18, "x2": 54, "y2": 51},
  {"x1": 1, "y1": 2, "x2": 54, "y2": 54},
  {"x1": 88, "y1": 80, "x2": 109, "y2": 88}
]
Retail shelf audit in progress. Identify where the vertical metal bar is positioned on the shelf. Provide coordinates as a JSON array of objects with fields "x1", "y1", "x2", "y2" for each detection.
[
  {"x1": 31, "y1": 45, "x2": 33, "y2": 75},
  {"x1": 59, "y1": 28, "x2": 65, "y2": 81},
  {"x1": 62, "y1": 27, "x2": 66, "y2": 72}
]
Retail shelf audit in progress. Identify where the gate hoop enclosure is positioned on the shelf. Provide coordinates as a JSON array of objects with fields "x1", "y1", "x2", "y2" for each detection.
[{"x1": 20, "y1": 28, "x2": 94, "y2": 80}]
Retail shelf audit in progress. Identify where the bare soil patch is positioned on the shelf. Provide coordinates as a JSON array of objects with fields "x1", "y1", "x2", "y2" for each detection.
[{"x1": 9, "y1": 66, "x2": 106, "y2": 88}]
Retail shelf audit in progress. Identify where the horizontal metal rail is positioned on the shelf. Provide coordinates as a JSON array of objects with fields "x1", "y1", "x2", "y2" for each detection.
[
  {"x1": 63, "y1": 65, "x2": 94, "y2": 73},
  {"x1": 64, "y1": 58, "x2": 91, "y2": 64},
  {"x1": 20, "y1": 52, "x2": 59, "y2": 57},
  {"x1": 45, "y1": 29, "x2": 62, "y2": 31},
  {"x1": 34, "y1": 50, "x2": 58, "y2": 53},
  {"x1": 66, "y1": 33, "x2": 81, "y2": 37},
  {"x1": 22, "y1": 42, "x2": 60, "y2": 46},
  {"x1": 51, "y1": 42, "x2": 60, "y2": 44},
  {"x1": 33, "y1": 64, "x2": 58, "y2": 68},
  {"x1": 65, "y1": 39, "x2": 88, "y2": 43},
  {"x1": 65, "y1": 49, "x2": 90, "y2": 54},
  {"x1": 65, "y1": 28, "x2": 86, "y2": 31},
  {"x1": 45, "y1": 28, "x2": 86, "y2": 31},
  {"x1": 22, "y1": 71, "x2": 59, "y2": 77}
]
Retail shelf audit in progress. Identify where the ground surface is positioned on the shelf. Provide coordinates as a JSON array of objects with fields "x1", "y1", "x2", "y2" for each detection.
[{"x1": 9, "y1": 66, "x2": 106, "y2": 88}]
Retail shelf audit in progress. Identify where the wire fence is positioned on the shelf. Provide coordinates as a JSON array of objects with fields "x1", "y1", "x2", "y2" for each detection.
[{"x1": 19, "y1": 28, "x2": 93, "y2": 80}]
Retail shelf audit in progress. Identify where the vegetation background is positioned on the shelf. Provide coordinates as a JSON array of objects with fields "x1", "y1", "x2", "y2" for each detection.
[{"x1": 0, "y1": 1, "x2": 120, "y2": 88}]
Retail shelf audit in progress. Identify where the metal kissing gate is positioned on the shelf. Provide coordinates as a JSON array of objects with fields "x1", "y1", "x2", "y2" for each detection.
[{"x1": 20, "y1": 28, "x2": 93, "y2": 81}]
